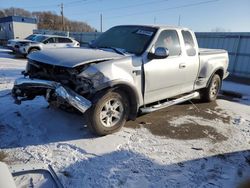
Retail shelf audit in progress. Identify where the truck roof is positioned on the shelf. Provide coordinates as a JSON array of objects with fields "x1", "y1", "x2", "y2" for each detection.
[{"x1": 114, "y1": 24, "x2": 190, "y2": 31}]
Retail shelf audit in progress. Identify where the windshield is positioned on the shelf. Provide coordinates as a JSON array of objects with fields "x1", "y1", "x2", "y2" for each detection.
[
  {"x1": 33, "y1": 35, "x2": 49, "y2": 42},
  {"x1": 25, "y1": 34, "x2": 37, "y2": 40},
  {"x1": 92, "y1": 26, "x2": 157, "y2": 55}
]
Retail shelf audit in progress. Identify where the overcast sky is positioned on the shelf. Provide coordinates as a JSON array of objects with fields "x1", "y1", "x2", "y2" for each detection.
[{"x1": 1, "y1": 0, "x2": 250, "y2": 32}]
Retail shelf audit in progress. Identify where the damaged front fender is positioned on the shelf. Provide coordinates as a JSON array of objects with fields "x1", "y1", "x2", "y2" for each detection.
[{"x1": 77, "y1": 65, "x2": 106, "y2": 89}]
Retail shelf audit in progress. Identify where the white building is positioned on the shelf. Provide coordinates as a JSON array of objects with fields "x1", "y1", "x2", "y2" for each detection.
[{"x1": 0, "y1": 16, "x2": 37, "y2": 43}]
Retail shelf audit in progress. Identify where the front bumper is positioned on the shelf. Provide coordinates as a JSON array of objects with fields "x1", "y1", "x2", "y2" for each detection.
[
  {"x1": 12, "y1": 77, "x2": 92, "y2": 113},
  {"x1": 18, "y1": 46, "x2": 28, "y2": 55},
  {"x1": 6, "y1": 45, "x2": 14, "y2": 51}
]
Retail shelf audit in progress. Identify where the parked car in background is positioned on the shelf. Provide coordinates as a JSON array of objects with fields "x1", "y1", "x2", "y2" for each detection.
[
  {"x1": 12, "y1": 25, "x2": 229, "y2": 136},
  {"x1": 14, "y1": 35, "x2": 80, "y2": 56},
  {"x1": 6, "y1": 34, "x2": 40, "y2": 51}
]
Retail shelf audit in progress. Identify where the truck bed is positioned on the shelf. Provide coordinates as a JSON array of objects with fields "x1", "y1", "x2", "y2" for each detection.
[
  {"x1": 199, "y1": 48, "x2": 227, "y2": 55},
  {"x1": 195, "y1": 48, "x2": 229, "y2": 89}
]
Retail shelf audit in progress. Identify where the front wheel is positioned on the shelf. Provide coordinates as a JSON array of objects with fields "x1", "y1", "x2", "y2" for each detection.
[
  {"x1": 28, "y1": 48, "x2": 39, "y2": 54},
  {"x1": 86, "y1": 91, "x2": 129, "y2": 136},
  {"x1": 200, "y1": 74, "x2": 221, "y2": 102}
]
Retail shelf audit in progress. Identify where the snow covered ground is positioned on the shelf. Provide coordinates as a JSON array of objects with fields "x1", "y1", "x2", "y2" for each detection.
[{"x1": 0, "y1": 48, "x2": 250, "y2": 188}]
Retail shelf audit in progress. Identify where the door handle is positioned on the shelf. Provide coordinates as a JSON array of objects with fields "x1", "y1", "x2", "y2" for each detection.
[
  {"x1": 132, "y1": 70, "x2": 141, "y2": 75},
  {"x1": 179, "y1": 63, "x2": 186, "y2": 69}
]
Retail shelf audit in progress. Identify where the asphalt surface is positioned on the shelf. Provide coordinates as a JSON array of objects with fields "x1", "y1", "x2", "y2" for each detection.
[{"x1": 125, "y1": 98, "x2": 231, "y2": 142}]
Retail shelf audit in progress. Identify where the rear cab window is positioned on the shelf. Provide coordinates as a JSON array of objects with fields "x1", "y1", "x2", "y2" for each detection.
[
  {"x1": 181, "y1": 30, "x2": 196, "y2": 56},
  {"x1": 58, "y1": 37, "x2": 73, "y2": 43}
]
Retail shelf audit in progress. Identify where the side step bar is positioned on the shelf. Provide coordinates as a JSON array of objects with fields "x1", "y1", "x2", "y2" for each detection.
[{"x1": 140, "y1": 92, "x2": 199, "y2": 113}]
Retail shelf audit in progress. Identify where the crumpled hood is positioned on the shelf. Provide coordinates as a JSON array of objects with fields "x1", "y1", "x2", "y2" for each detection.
[{"x1": 28, "y1": 48, "x2": 123, "y2": 68}]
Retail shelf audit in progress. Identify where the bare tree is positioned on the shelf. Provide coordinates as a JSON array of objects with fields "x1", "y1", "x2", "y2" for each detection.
[
  {"x1": 2, "y1": 7, "x2": 32, "y2": 17},
  {"x1": 0, "y1": 7, "x2": 95, "y2": 32}
]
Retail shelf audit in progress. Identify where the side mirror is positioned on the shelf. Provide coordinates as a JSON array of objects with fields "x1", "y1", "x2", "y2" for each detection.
[{"x1": 148, "y1": 47, "x2": 169, "y2": 60}]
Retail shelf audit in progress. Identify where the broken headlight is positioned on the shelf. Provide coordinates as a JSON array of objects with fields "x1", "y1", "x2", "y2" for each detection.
[{"x1": 77, "y1": 65, "x2": 105, "y2": 88}]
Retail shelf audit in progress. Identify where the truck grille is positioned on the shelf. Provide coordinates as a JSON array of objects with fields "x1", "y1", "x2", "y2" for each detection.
[{"x1": 27, "y1": 59, "x2": 73, "y2": 85}]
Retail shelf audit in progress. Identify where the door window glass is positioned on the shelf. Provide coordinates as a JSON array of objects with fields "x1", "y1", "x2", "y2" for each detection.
[
  {"x1": 58, "y1": 37, "x2": 72, "y2": 43},
  {"x1": 44, "y1": 37, "x2": 56, "y2": 44},
  {"x1": 155, "y1": 30, "x2": 181, "y2": 56}
]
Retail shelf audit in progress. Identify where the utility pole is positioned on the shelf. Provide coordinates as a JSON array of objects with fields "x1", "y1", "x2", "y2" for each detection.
[
  {"x1": 60, "y1": 3, "x2": 64, "y2": 31},
  {"x1": 178, "y1": 15, "x2": 181, "y2": 26},
  {"x1": 100, "y1": 13, "x2": 103, "y2": 32},
  {"x1": 12, "y1": 8, "x2": 15, "y2": 16}
]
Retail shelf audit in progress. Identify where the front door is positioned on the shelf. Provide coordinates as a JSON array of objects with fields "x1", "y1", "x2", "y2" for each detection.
[
  {"x1": 143, "y1": 30, "x2": 186, "y2": 104},
  {"x1": 43, "y1": 37, "x2": 58, "y2": 48}
]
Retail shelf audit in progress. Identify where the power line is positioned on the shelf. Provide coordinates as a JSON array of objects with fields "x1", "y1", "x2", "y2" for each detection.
[
  {"x1": 70, "y1": 0, "x2": 170, "y2": 16},
  {"x1": 22, "y1": 3, "x2": 59, "y2": 9},
  {"x1": 64, "y1": 0, "x2": 87, "y2": 5},
  {"x1": 94, "y1": 0, "x2": 219, "y2": 21},
  {"x1": 19, "y1": 0, "x2": 93, "y2": 10},
  {"x1": 82, "y1": 0, "x2": 219, "y2": 28},
  {"x1": 64, "y1": 0, "x2": 98, "y2": 7}
]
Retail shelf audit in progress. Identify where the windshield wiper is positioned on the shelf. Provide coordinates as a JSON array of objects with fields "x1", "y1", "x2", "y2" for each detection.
[{"x1": 98, "y1": 46, "x2": 126, "y2": 55}]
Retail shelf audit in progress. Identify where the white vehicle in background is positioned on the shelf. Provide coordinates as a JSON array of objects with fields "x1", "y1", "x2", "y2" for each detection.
[
  {"x1": 7, "y1": 34, "x2": 40, "y2": 51},
  {"x1": 15, "y1": 35, "x2": 80, "y2": 56}
]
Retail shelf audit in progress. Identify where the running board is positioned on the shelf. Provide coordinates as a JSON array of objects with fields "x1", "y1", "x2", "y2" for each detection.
[{"x1": 140, "y1": 92, "x2": 199, "y2": 113}]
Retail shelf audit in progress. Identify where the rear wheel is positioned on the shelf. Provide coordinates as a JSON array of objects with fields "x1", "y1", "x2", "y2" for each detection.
[
  {"x1": 200, "y1": 74, "x2": 221, "y2": 102},
  {"x1": 86, "y1": 90, "x2": 129, "y2": 136}
]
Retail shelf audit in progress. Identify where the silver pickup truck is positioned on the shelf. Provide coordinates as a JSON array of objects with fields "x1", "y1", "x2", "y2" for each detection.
[{"x1": 12, "y1": 25, "x2": 229, "y2": 136}]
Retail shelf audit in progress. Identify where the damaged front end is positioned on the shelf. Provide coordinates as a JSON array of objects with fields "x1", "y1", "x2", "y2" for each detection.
[
  {"x1": 12, "y1": 55, "x2": 109, "y2": 113},
  {"x1": 12, "y1": 77, "x2": 92, "y2": 113}
]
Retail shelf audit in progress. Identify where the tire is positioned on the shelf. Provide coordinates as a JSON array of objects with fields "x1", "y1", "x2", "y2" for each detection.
[
  {"x1": 86, "y1": 90, "x2": 129, "y2": 136},
  {"x1": 28, "y1": 48, "x2": 39, "y2": 54},
  {"x1": 200, "y1": 74, "x2": 221, "y2": 102}
]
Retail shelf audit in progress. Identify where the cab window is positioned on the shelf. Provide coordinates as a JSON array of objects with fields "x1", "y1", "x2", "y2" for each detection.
[
  {"x1": 44, "y1": 37, "x2": 56, "y2": 44},
  {"x1": 155, "y1": 30, "x2": 181, "y2": 56},
  {"x1": 58, "y1": 37, "x2": 72, "y2": 43},
  {"x1": 182, "y1": 30, "x2": 196, "y2": 56}
]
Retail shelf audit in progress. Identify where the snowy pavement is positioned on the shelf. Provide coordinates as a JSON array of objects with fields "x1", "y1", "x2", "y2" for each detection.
[{"x1": 0, "y1": 48, "x2": 250, "y2": 187}]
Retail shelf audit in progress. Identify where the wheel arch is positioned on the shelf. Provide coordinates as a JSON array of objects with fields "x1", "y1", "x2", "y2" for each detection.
[
  {"x1": 92, "y1": 81, "x2": 140, "y2": 120},
  {"x1": 206, "y1": 67, "x2": 224, "y2": 88},
  {"x1": 112, "y1": 84, "x2": 139, "y2": 120},
  {"x1": 28, "y1": 47, "x2": 41, "y2": 54}
]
